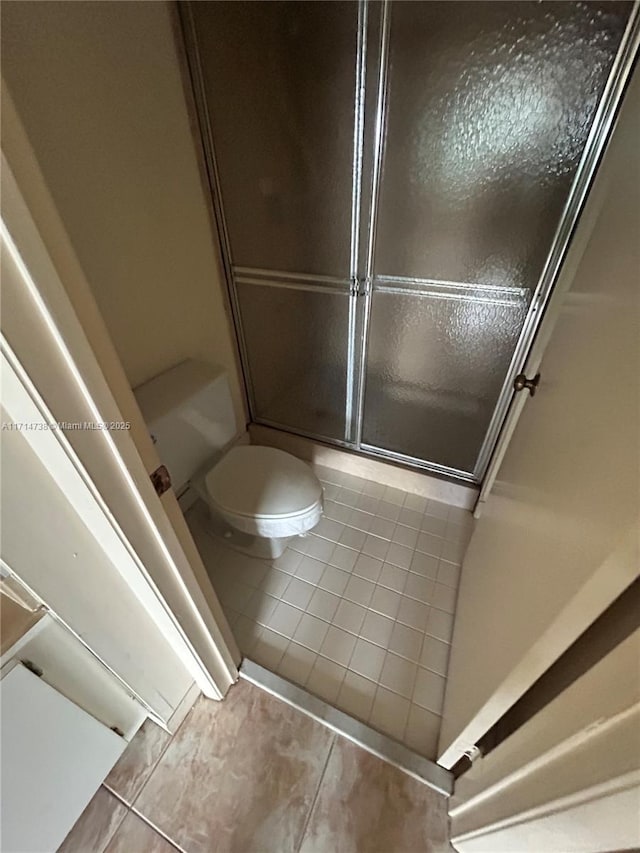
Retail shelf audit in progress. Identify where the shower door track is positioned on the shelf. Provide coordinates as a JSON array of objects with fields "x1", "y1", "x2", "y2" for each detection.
[{"x1": 178, "y1": 0, "x2": 640, "y2": 487}]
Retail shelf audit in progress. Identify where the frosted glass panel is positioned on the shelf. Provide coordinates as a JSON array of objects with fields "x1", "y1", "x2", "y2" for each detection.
[
  {"x1": 236, "y1": 283, "x2": 349, "y2": 440},
  {"x1": 362, "y1": 290, "x2": 528, "y2": 473},
  {"x1": 375, "y1": 1, "x2": 629, "y2": 288},
  {"x1": 192, "y1": 1, "x2": 357, "y2": 276}
]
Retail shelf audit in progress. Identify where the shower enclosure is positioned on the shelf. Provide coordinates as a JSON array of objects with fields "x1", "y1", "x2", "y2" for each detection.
[{"x1": 180, "y1": 0, "x2": 635, "y2": 483}]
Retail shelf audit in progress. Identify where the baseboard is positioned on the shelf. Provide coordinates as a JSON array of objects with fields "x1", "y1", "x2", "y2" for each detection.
[{"x1": 249, "y1": 424, "x2": 478, "y2": 510}]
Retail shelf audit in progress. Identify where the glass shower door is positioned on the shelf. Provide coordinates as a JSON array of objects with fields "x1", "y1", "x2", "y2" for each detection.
[
  {"x1": 189, "y1": 1, "x2": 358, "y2": 442},
  {"x1": 360, "y1": 0, "x2": 631, "y2": 478}
]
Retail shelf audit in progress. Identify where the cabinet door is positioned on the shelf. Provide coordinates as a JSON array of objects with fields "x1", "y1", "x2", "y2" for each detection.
[{"x1": 0, "y1": 663, "x2": 125, "y2": 852}]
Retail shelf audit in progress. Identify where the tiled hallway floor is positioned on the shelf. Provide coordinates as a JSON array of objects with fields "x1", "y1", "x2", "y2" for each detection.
[
  {"x1": 62, "y1": 680, "x2": 453, "y2": 852},
  {"x1": 187, "y1": 463, "x2": 473, "y2": 759}
]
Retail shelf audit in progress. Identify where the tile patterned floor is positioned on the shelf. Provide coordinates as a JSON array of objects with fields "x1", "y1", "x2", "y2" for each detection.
[
  {"x1": 187, "y1": 464, "x2": 473, "y2": 759},
  {"x1": 62, "y1": 680, "x2": 453, "y2": 852}
]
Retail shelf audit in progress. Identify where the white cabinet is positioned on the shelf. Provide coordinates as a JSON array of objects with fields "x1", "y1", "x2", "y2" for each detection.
[{"x1": 1, "y1": 662, "x2": 127, "y2": 853}]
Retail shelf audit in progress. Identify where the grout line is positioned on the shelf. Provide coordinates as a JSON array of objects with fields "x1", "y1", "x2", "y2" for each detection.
[
  {"x1": 107, "y1": 696, "x2": 202, "y2": 811},
  {"x1": 294, "y1": 734, "x2": 337, "y2": 853},
  {"x1": 128, "y1": 805, "x2": 189, "y2": 853},
  {"x1": 85, "y1": 786, "x2": 129, "y2": 853}
]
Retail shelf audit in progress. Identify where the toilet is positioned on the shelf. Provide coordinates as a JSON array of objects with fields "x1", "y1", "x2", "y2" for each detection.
[{"x1": 134, "y1": 359, "x2": 323, "y2": 559}]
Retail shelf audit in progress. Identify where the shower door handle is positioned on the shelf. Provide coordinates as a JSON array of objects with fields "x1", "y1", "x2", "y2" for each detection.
[{"x1": 514, "y1": 372, "x2": 541, "y2": 397}]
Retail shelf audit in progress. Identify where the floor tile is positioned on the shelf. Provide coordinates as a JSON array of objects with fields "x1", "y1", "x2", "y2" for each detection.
[
  {"x1": 252, "y1": 627, "x2": 289, "y2": 669},
  {"x1": 221, "y1": 581, "x2": 254, "y2": 612},
  {"x1": 232, "y1": 615, "x2": 262, "y2": 654},
  {"x1": 317, "y1": 565, "x2": 350, "y2": 596},
  {"x1": 409, "y1": 551, "x2": 440, "y2": 580},
  {"x1": 243, "y1": 590, "x2": 279, "y2": 626},
  {"x1": 299, "y1": 738, "x2": 452, "y2": 853},
  {"x1": 289, "y1": 535, "x2": 310, "y2": 554},
  {"x1": 267, "y1": 601, "x2": 303, "y2": 638},
  {"x1": 368, "y1": 516, "x2": 396, "y2": 539},
  {"x1": 441, "y1": 539, "x2": 466, "y2": 565},
  {"x1": 382, "y1": 485, "x2": 406, "y2": 505},
  {"x1": 348, "y1": 508, "x2": 375, "y2": 532},
  {"x1": 349, "y1": 638, "x2": 387, "y2": 682},
  {"x1": 306, "y1": 588, "x2": 341, "y2": 622},
  {"x1": 337, "y1": 487, "x2": 361, "y2": 507},
  {"x1": 397, "y1": 507, "x2": 423, "y2": 530},
  {"x1": 296, "y1": 556, "x2": 327, "y2": 585},
  {"x1": 355, "y1": 493, "x2": 380, "y2": 514},
  {"x1": 369, "y1": 686, "x2": 410, "y2": 742},
  {"x1": 293, "y1": 612, "x2": 331, "y2": 652},
  {"x1": 259, "y1": 569, "x2": 292, "y2": 597},
  {"x1": 413, "y1": 667, "x2": 447, "y2": 714},
  {"x1": 59, "y1": 787, "x2": 127, "y2": 853},
  {"x1": 336, "y1": 671, "x2": 377, "y2": 722},
  {"x1": 416, "y1": 532, "x2": 444, "y2": 558},
  {"x1": 313, "y1": 517, "x2": 345, "y2": 543},
  {"x1": 391, "y1": 523, "x2": 419, "y2": 549},
  {"x1": 404, "y1": 704, "x2": 442, "y2": 759},
  {"x1": 104, "y1": 812, "x2": 176, "y2": 853},
  {"x1": 396, "y1": 596, "x2": 430, "y2": 632},
  {"x1": 403, "y1": 493, "x2": 428, "y2": 513},
  {"x1": 379, "y1": 652, "x2": 418, "y2": 699},
  {"x1": 361, "y1": 479, "x2": 386, "y2": 499},
  {"x1": 134, "y1": 684, "x2": 334, "y2": 853},
  {"x1": 329, "y1": 543, "x2": 359, "y2": 572},
  {"x1": 353, "y1": 553, "x2": 383, "y2": 583},
  {"x1": 325, "y1": 502, "x2": 353, "y2": 524},
  {"x1": 339, "y1": 526, "x2": 367, "y2": 550},
  {"x1": 343, "y1": 575, "x2": 375, "y2": 607},
  {"x1": 404, "y1": 573, "x2": 436, "y2": 605},
  {"x1": 432, "y1": 581, "x2": 458, "y2": 613},
  {"x1": 420, "y1": 515, "x2": 448, "y2": 537},
  {"x1": 361, "y1": 533, "x2": 390, "y2": 561},
  {"x1": 426, "y1": 500, "x2": 450, "y2": 520},
  {"x1": 388, "y1": 622, "x2": 423, "y2": 663},
  {"x1": 359, "y1": 611, "x2": 394, "y2": 648},
  {"x1": 305, "y1": 535, "x2": 336, "y2": 563},
  {"x1": 281, "y1": 577, "x2": 315, "y2": 610},
  {"x1": 319, "y1": 625, "x2": 357, "y2": 667},
  {"x1": 376, "y1": 500, "x2": 401, "y2": 522},
  {"x1": 277, "y1": 641, "x2": 317, "y2": 685},
  {"x1": 420, "y1": 635, "x2": 451, "y2": 676},
  {"x1": 427, "y1": 608, "x2": 455, "y2": 643},
  {"x1": 385, "y1": 542, "x2": 413, "y2": 569},
  {"x1": 369, "y1": 585, "x2": 401, "y2": 620},
  {"x1": 105, "y1": 720, "x2": 171, "y2": 805},
  {"x1": 331, "y1": 599, "x2": 367, "y2": 635},
  {"x1": 306, "y1": 656, "x2": 347, "y2": 704},
  {"x1": 378, "y1": 562, "x2": 408, "y2": 593}
]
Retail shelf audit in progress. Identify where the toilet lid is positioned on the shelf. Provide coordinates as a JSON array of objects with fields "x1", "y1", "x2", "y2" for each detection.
[{"x1": 205, "y1": 446, "x2": 322, "y2": 519}]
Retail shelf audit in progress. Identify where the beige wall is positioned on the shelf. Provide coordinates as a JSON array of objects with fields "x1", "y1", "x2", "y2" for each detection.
[{"x1": 1, "y1": 0, "x2": 245, "y2": 426}]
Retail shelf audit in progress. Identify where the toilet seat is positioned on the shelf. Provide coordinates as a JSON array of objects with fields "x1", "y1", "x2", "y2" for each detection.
[{"x1": 205, "y1": 446, "x2": 323, "y2": 538}]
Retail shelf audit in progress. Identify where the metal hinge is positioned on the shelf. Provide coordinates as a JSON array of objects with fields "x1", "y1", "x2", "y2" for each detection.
[
  {"x1": 150, "y1": 464, "x2": 172, "y2": 497},
  {"x1": 464, "y1": 744, "x2": 483, "y2": 764}
]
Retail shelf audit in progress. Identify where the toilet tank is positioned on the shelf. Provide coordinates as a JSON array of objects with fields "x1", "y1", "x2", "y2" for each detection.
[{"x1": 134, "y1": 360, "x2": 238, "y2": 493}]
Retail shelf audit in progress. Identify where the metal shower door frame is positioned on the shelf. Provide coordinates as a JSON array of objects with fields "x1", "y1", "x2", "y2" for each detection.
[{"x1": 178, "y1": 0, "x2": 640, "y2": 486}]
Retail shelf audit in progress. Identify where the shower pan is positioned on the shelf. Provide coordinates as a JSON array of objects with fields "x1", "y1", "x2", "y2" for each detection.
[{"x1": 179, "y1": 0, "x2": 636, "y2": 483}]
